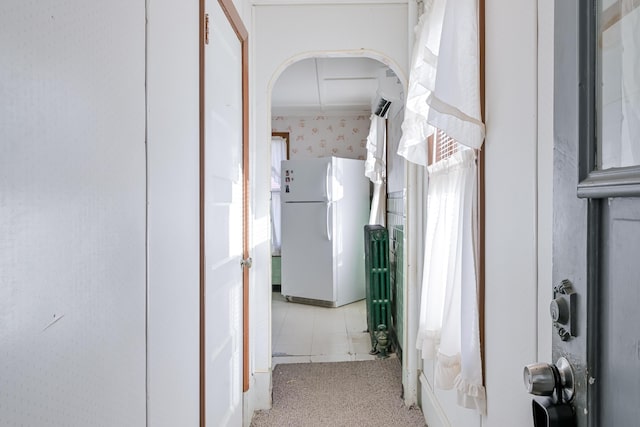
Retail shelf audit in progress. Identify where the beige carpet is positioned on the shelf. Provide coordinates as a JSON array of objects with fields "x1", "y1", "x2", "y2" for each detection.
[{"x1": 250, "y1": 358, "x2": 426, "y2": 426}]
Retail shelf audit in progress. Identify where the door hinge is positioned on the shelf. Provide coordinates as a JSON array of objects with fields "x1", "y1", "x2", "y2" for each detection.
[{"x1": 204, "y1": 13, "x2": 210, "y2": 45}]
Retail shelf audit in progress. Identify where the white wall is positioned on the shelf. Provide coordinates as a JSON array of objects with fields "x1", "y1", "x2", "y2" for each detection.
[
  {"x1": 146, "y1": 1, "x2": 201, "y2": 425},
  {"x1": 249, "y1": 0, "x2": 409, "y2": 412},
  {"x1": 483, "y1": 0, "x2": 551, "y2": 425},
  {"x1": 0, "y1": 2, "x2": 147, "y2": 425}
]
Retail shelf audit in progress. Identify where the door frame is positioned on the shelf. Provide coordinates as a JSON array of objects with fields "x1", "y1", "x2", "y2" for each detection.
[{"x1": 199, "y1": 1, "x2": 250, "y2": 425}]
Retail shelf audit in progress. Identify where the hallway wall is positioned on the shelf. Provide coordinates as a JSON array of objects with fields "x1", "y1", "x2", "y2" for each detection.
[
  {"x1": 2, "y1": 0, "x2": 251, "y2": 425},
  {"x1": 0, "y1": 2, "x2": 147, "y2": 424},
  {"x1": 482, "y1": 0, "x2": 554, "y2": 426},
  {"x1": 146, "y1": 1, "x2": 200, "y2": 425},
  {"x1": 483, "y1": 0, "x2": 538, "y2": 421}
]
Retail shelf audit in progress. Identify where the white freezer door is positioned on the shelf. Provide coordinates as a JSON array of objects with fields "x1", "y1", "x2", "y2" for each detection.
[
  {"x1": 281, "y1": 157, "x2": 332, "y2": 203},
  {"x1": 281, "y1": 201, "x2": 335, "y2": 302}
]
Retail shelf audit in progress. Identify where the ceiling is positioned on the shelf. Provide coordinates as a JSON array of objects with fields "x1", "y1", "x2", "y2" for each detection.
[{"x1": 271, "y1": 57, "x2": 399, "y2": 116}]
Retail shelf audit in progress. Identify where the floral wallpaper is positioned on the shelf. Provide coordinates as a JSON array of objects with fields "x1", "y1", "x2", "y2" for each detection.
[{"x1": 272, "y1": 115, "x2": 371, "y2": 160}]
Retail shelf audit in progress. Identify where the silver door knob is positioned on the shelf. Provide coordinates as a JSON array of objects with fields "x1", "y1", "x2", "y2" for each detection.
[
  {"x1": 523, "y1": 357, "x2": 575, "y2": 402},
  {"x1": 523, "y1": 363, "x2": 556, "y2": 396}
]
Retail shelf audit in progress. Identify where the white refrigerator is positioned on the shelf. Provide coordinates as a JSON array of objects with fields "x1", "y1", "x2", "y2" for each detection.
[{"x1": 280, "y1": 156, "x2": 370, "y2": 307}]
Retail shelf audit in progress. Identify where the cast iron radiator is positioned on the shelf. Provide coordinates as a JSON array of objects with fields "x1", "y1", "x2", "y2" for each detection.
[{"x1": 363, "y1": 225, "x2": 392, "y2": 353}]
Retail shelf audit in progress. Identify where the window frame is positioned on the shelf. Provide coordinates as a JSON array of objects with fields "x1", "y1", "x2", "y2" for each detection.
[{"x1": 577, "y1": 0, "x2": 640, "y2": 199}]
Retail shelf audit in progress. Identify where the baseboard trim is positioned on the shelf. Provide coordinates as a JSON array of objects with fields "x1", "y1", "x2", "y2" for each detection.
[
  {"x1": 243, "y1": 370, "x2": 272, "y2": 427},
  {"x1": 419, "y1": 372, "x2": 451, "y2": 427}
]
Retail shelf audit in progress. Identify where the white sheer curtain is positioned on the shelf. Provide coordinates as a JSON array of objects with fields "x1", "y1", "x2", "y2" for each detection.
[
  {"x1": 416, "y1": 148, "x2": 485, "y2": 413},
  {"x1": 365, "y1": 114, "x2": 387, "y2": 226},
  {"x1": 397, "y1": 0, "x2": 484, "y2": 164},
  {"x1": 398, "y1": 0, "x2": 486, "y2": 415},
  {"x1": 271, "y1": 136, "x2": 287, "y2": 255}
]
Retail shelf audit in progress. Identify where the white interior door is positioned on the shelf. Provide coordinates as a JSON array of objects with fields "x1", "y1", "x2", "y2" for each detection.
[{"x1": 204, "y1": 1, "x2": 244, "y2": 425}]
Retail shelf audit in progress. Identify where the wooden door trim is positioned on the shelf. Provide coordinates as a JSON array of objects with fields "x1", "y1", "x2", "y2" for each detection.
[
  {"x1": 219, "y1": 0, "x2": 248, "y2": 41},
  {"x1": 240, "y1": 22, "x2": 250, "y2": 396},
  {"x1": 272, "y1": 132, "x2": 290, "y2": 160},
  {"x1": 199, "y1": 1, "x2": 250, "y2": 426},
  {"x1": 479, "y1": 0, "x2": 485, "y2": 384},
  {"x1": 198, "y1": 4, "x2": 205, "y2": 425}
]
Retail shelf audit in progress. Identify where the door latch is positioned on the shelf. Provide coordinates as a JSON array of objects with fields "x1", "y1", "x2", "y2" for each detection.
[{"x1": 550, "y1": 279, "x2": 576, "y2": 341}]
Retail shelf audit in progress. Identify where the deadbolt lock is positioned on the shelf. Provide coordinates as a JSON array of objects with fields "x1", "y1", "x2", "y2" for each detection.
[{"x1": 550, "y1": 279, "x2": 576, "y2": 341}]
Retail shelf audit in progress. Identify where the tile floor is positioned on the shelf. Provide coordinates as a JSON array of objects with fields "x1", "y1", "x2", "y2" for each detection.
[{"x1": 271, "y1": 292, "x2": 380, "y2": 366}]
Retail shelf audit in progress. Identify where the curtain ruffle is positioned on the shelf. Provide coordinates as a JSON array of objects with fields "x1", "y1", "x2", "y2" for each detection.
[
  {"x1": 454, "y1": 375, "x2": 487, "y2": 415},
  {"x1": 425, "y1": 348, "x2": 487, "y2": 414}
]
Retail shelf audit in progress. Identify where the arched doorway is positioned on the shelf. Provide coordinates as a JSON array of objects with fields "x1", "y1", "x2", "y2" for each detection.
[{"x1": 268, "y1": 54, "x2": 406, "y2": 368}]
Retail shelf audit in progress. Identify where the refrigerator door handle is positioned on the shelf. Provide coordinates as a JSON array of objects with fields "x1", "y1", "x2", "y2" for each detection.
[
  {"x1": 326, "y1": 202, "x2": 332, "y2": 241},
  {"x1": 325, "y1": 163, "x2": 332, "y2": 201}
]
